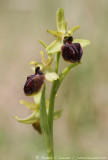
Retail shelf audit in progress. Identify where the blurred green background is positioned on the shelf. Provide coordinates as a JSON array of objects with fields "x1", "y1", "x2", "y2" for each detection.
[{"x1": 0, "y1": 0, "x2": 108, "y2": 159}]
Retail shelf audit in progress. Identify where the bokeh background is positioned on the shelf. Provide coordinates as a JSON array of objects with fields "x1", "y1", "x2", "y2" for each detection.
[{"x1": 0, "y1": 0, "x2": 108, "y2": 159}]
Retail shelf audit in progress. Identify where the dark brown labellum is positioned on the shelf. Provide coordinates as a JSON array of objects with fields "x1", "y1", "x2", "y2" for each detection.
[
  {"x1": 24, "y1": 67, "x2": 45, "y2": 96},
  {"x1": 32, "y1": 120, "x2": 41, "y2": 134},
  {"x1": 61, "y1": 36, "x2": 83, "y2": 63}
]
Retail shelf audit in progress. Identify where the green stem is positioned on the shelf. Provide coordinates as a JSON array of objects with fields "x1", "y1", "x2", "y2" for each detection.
[
  {"x1": 48, "y1": 57, "x2": 80, "y2": 158},
  {"x1": 48, "y1": 52, "x2": 60, "y2": 134},
  {"x1": 48, "y1": 61, "x2": 80, "y2": 133},
  {"x1": 55, "y1": 52, "x2": 60, "y2": 73}
]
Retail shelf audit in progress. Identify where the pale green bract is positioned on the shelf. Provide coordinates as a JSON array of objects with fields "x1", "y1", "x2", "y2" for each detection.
[
  {"x1": 53, "y1": 110, "x2": 62, "y2": 120},
  {"x1": 33, "y1": 92, "x2": 41, "y2": 106},
  {"x1": 44, "y1": 68, "x2": 59, "y2": 82}
]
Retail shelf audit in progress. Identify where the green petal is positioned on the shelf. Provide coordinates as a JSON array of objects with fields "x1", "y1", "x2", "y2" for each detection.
[
  {"x1": 46, "y1": 39, "x2": 62, "y2": 54},
  {"x1": 53, "y1": 110, "x2": 62, "y2": 120},
  {"x1": 67, "y1": 25, "x2": 80, "y2": 34},
  {"x1": 45, "y1": 54, "x2": 53, "y2": 67},
  {"x1": 44, "y1": 68, "x2": 59, "y2": 82},
  {"x1": 56, "y1": 8, "x2": 66, "y2": 33},
  {"x1": 40, "y1": 51, "x2": 45, "y2": 64},
  {"x1": 47, "y1": 30, "x2": 62, "y2": 38},
  {"x1": 65, "y1": 21, "x2": 68, "y2": 30},
  {"x1": 38, "y1": 40, "x2": 47, "y2": 49},
  {"x1": 73, "y1": 39, "x2": 90, "y2": 47},
  {"x1": 14, "y1": 111, "x2": 38, "y2": 124},
  {"x1": 19, "y1": 100, "x2": 36, "y2": 111},
  {"x1": 29, "y1": 61, "x2": 37, "y2": 65}
]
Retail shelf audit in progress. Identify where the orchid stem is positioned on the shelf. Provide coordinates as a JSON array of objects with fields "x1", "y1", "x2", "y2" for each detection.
[
  {"x1": 48, "y1": 61, "x2": 80, "y2": 135},
  {"x1": 48, "y1": 52, "x2": 60, "y2": 135}
]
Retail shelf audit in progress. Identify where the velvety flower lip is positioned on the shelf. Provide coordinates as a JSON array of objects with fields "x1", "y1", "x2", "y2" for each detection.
[
  {"x1": 24, "y1": 67, "x2": 45, "y2": 96},
  {"x1": 61, "y1": 41, "x2": 83, "y2": 63}
]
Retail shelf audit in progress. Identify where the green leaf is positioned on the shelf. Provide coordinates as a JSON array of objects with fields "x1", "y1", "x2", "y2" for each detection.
[
  {"x1": 53, "y1": 110, "x2": 62, "y2": 120},
  {"x1": 40, "y1": 85, "x2": 49, "y2": 132},
  {"x1": 73, "y1": 39, "x2": 90, "y2": 47},
  {"x1": 46, "y1": 39, "x2": 62, "y2": 54},
  {"x1": 67, "y1": 25, "x2": 80, "y2": 34},
  {"x1": 56, "y1": 8, "x2": 66, "y2": 33},
  {"x1": 14, "y1": 111, "x2": 38, "y2": 124},
  {"x1": 44, "y1": 68, "x2": 59, "y2": 82},
  {"x1": 19, "y1": 100, "x2": 36, "y2": 111},
  {"x1": 40, "y1": 84, "x2": 53, "y2": 153},
  {"x1": 38, "y1": 40, "x2": 47, "y2": 49},
  {"x1": 47, "y1": 30, "x2": 62, "y2": 38}
]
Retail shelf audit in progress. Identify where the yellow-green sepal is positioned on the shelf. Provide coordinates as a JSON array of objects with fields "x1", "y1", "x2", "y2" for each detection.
[
  {"x1": 14, "y1": 111, "x2": 39, "y2": 124},
  {"x1": 56, "y1": 8, "x2": 66, "y2": 33},
  {"x1": 19, "y1": 100, "x2": 36, "y2": 111},
  {"x1": 47, "y1": 30, "x2": 63, "y2": 38},
  {"x1": 73, "y1": 39, "x2": 90, "y2": 48},
  {"x1": 38, "y1": 40, "x2": 47, "y2": 49},
  {"x1": 46, "y1": 39, "x2": 62, "y2": 54},
  {"x1": 67, "y1": 25, "x2": 80, "y2": 34}
]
